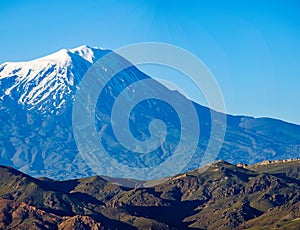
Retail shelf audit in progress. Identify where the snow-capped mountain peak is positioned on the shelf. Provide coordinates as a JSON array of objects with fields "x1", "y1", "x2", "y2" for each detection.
[
  {"x1": 69, "y1": 45, "x2": 105, "y2": 63},
  {"x1": 0, "y1": 44, "x2": 299, "y2": 182},
  {"x1": 0, "y1": 45, "x2": 110, "y2": 113},
  {"x1": 36, "y1": 48, "x2": 72, "y2": 64},
  {"x1": 21, "y1": 44, "x2": 107, "y2": 64}
]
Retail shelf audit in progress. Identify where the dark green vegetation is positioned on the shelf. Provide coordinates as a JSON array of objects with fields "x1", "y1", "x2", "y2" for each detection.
[{"x1": 0, "y1": 160, "x2": 299, "y2": 229}]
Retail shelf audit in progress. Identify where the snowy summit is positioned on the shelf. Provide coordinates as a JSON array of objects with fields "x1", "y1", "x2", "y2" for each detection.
[{"x1": 0, "y1": 45, "x2": 110, "y2": 113}]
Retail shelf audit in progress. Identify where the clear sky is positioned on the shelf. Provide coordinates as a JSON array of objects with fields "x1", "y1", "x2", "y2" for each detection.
[{"x1": 1, "y1": 0, "x2": 299, "y2": 124}]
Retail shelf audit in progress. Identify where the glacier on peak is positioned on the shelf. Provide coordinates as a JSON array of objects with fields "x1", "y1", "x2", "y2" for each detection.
[
  {"x1": 69, "y1": 44, "x2": 107, "y2": 63},
  {"x1": 0, "y1": 45, "x2": 110, "y2": 113}
]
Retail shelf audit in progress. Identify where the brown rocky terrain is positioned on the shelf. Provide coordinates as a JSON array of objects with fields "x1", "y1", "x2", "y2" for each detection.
[{"x1": 0, "y1": 159, "x2": 299, "y2": 229}]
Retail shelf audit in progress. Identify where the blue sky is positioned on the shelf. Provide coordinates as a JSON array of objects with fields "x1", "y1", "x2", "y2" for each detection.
[{"x1": 1, "y1": 0, "x2": 299, "y2": 124}]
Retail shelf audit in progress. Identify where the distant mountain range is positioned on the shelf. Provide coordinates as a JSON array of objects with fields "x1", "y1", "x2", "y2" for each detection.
[
  {"x1": 0, "y1": 45, "x2": 300, "y2": 180},
  {"x1": 0, "y1": 159, "x2": 299, "y2": 229}
]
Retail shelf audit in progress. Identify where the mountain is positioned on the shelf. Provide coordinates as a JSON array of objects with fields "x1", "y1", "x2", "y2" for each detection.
[
  {"x1": 0, "y1": 45, "x2": 110, "y2": 113},
  {"x1": 0, "y1": 45, "x2": 300, "y2": 180},
  {"x1": 0, "y1": 160, "x2": 299, "y2": 229}
]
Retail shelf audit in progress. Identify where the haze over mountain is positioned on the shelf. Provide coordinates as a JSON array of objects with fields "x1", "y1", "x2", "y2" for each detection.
[{"x1": 0, "y1": 45, "x2": 299, "y2": 180}]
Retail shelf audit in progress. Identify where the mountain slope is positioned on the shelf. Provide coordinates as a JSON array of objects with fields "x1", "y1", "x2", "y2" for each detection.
[
  {"x1": 0, "y1": 160, "x2": 299, "y2": 229},
  {"x1": 0, "y1": 45, "x2": 299, "y2": 180}
]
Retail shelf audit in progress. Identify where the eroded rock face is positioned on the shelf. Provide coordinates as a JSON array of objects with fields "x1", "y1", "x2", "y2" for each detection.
[
  {"x1": 58, "y1": 215, "x2": 103, "y2": 230},
  {"x1": 0, "y1": 198, "x2": 103, "y2": 230},
  {"x1": 0, "y1": 198, "x2": 62, "y2": 229}
]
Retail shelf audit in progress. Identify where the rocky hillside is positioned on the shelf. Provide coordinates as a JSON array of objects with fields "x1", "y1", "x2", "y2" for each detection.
[{"x1": 0, "y1": 159, "x2": 299, "y2": 229}]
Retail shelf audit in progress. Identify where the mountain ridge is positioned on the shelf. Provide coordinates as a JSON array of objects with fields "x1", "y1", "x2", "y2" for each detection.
[{"x1": 0, "y1": 159, "x2": 299, "y2": 229}]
